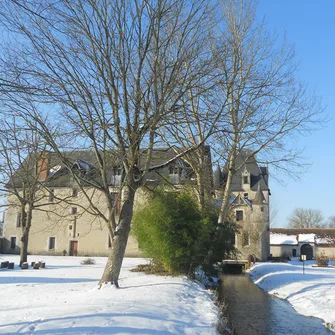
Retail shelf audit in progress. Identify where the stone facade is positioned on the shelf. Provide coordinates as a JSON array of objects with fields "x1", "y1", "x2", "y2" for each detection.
[
  {"x1": 214, "y1": 153, "x2": 271, "y2": 261},
  {"x1": 2, "y1": 149, "x2": 211, "y2": 257},
  {"x1": 2, "y1": 187, "x2": 143, "y2": 257},
  {"x1": 2, "y1": 148, "x2": 271, "y2": 261}
]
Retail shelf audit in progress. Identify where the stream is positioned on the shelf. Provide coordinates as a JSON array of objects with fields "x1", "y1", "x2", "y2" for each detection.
[{"x1": 218, "y1": 274, "x2": 333, "y2": 335}]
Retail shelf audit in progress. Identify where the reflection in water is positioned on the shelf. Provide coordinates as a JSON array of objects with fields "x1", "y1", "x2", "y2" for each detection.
[{"x1": 219, "y1": 274, "x2": 333, "y2": 335}]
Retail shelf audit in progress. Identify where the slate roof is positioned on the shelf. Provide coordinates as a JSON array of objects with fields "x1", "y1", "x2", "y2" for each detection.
[
  {"x1": 228, "y1": 151, "x2": 268, "y2": 191},
  {"x1": 9, "y1": 147, "x2": 209, "y2": 188},
  {"x1": 215, "y1": 150, "x2": 269, "y2": 192},
  {"x1": 230, "y1": 194, "x2": 252, "y2": 208},
  {"x1": 253, "y1": 184, "x2": 266, "y2": 205}
]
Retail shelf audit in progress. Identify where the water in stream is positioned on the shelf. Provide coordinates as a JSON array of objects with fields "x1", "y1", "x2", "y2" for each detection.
[{"x1": 219, "y1": 274, "x2": 333, "y2": 335}]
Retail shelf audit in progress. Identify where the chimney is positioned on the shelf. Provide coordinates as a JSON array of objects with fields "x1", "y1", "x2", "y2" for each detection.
[{"x1": 37, "y1": 151, "x2": 50, "y2": 181}]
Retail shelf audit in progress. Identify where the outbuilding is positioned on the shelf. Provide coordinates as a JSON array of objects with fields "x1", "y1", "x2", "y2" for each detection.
[{"x1": 270, "y1": 228, "x2": 335, "y2": 260}]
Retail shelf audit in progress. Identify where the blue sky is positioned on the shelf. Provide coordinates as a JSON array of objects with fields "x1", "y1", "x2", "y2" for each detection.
[{"x1": 256, "y1": 1, "x2": 335, "y2": 226}]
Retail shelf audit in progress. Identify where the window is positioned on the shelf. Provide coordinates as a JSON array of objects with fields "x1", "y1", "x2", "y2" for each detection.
[
  {"x1": 113, "y1": 167, "x2": 122, "y2": 176},
  {"x1": 178, "y1": 167, "x2": 183, "y2": 177},
  {"x1": 231, "y1": 234, "x2": 236, "y2": 246},
  {"x1": 110, "y1": 192, "x2": 120, "y2": 215},
  {"x1": 243, "y1": 176, "x2": 248, "y2": 184},
  {"x1": 49, "y1": 189, "x2": 55, "y2": 202},
  {"x1": 261, "y1": 207, "x2": 264, "y2": 212},
  {"x1": 48, "y1": 237, "x2": 56, "y2": 249},
  {"x1": 242, "y1": 231, "x2": 249, "y2": 246},
  {"x1": 292, "y1": 248, "x2": 297, "y2": 257},
  {"x1": 71, "y1": 207, "x2": 77, "y2": 215},
  {"x1": 236, "y1": 210, "x2": 244, "y2": 221},
  {"x1": 72, "y1": 188, "x2": 78, "y2": 197},
  {"x1": 16, "y1": 214, "x2": 21, "y2": 228},
  {"x1": 244, "y1": 193, "x2": 248, "y2": 199},
  {"x1": 69, "y1": 225, "x2": 73, "y2": 230},
  {"x1": 10, "y1": 237, "x2": 16, "y2": 249},
  {"x1": 169, "y1": 166, "x2": 179, "y2": 175}
]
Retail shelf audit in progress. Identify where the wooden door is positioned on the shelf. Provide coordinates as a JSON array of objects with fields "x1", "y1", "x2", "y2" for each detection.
[
  {"x1": 70, "y1": 241, "x2": 78, "y2": 256},
  {"x1": 300, "y1": 244, "x2": 313, "y2": 260}
]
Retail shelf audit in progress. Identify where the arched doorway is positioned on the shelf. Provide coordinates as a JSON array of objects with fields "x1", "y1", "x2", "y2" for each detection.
[{"x1": 300, "y1": 244, "x2": 313, "y2": 260}]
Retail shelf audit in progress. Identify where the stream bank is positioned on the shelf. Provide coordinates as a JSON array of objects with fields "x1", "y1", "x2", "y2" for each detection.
[{"x1": 217, "y1": 273, "x2": 333, "y2": 335}]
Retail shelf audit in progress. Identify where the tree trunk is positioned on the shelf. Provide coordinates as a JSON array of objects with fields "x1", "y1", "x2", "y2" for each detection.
[
  {"x1": 20, "y1": 227, "x2": 30, "y2": 266},
  {"x1": 218, "y1": 149, "x2": 237, "y2": 225},
  {"x1": 192, "y1": 146, "x2": 210, "y2": 211},
  {"x1": 196, "y1": 170, "x2": 206, "y2": 211},
  {"x1": 99, "y1": 185, "x2": 136, "y2": 288},
  {"x1": 20, "y1": 207, "x2": 33, "y2": 266}
]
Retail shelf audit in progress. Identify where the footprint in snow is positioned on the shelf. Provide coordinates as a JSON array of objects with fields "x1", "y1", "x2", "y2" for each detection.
[{"x1": 28, "y1": 324, "x2": 36, "y2": 333}]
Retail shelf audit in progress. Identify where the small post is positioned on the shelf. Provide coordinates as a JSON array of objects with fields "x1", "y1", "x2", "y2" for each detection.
[
  {"x1": 301, "y1": 254, "x2": 306, "y2": 274},
  {"x1": 21, "y1": 262, "x2": 28, "y2": 269}
]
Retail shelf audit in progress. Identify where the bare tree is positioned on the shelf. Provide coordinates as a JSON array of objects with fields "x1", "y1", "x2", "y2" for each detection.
[
  {"x1": 211, "y1": 0, "x2": 325, "y2": 224},
  {"x1": 0, "y1": 0, "x2": 213, "y2": 286},
  {"x1": 160, "y1": 97, "x2": 219, "y2": 210},
  {"x1": 288, "y1": 208, "x2": 325, "y2": 228},
  {"x1": 0, "y1": 114, "x2": 57, "y2": 265},
  {"x1": 326, "y1": 216, "x2": 335, "y2": 228}
]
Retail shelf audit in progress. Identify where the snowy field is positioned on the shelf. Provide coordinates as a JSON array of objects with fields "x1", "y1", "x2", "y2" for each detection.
[
  {"x1": 0, "y1": 255, "x2": 219, "y2": 335},
  {"x1": 249, "y1": 259, "x2": 335, "y2": 332}
]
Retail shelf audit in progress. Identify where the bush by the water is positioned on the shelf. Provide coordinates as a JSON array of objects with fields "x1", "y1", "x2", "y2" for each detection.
[
  {"x1": 132, "y1": 191, "x2": 237, "y2": 275},
  {"x1": 81, "y1": 258, "x2": 96, "y2": 265},
  {"x1": 316, "y1": 253, "x2": 329, "y2": 267}
]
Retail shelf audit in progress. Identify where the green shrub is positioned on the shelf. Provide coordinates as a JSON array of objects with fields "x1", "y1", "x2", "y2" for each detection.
[
  {"x1": 133, "y1": 191, "x2": 237, "y2": 275},
  {"x1": 316, "y1": 253, "x2": 329, "y2": 267},
  {"x1": 133, "y1": 191, "x2": 212, "y2": 274},
  {"x1": 81, "y1": 258, "x2": 96, "y2": 265},
  {"x1": 205, "y1": 211, "x2": 238, "y2": 262}
]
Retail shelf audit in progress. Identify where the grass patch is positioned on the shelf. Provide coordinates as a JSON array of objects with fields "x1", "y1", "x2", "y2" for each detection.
[
  {"x1": 81, "y1": 258, "x2": 96, "y2": 265},
  {"x1": 131, "y1": 263, "x2": 173, "y2": 276}
]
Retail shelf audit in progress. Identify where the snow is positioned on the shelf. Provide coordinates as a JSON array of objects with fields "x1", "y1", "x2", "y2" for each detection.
[
  {"x1": 298, "y1": 234, "x2": 315, "y2": 243},
  {"x1": 0, "y1": 255, "x2": 219, "y2": 335},
  {"x1": 270, "y1": 232, "x2": 335, "y2": 245},
  {"x1": 270, "y1": 233, "x2": 297, "y2": 245},
  {"x1": 316, "y1": 236, "x2": 334, "y2": 245},
  {"x1": 249, "y1": 260, "x2": 335, "y2": 332}
]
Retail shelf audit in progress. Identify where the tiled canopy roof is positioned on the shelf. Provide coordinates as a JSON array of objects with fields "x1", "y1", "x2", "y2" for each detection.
[{"x1": 270, "y1": 228, "x2": 335, "y2": 246}]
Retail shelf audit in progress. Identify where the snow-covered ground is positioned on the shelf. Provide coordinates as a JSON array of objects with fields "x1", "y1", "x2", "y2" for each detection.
[
  {"x1": 0, "y1": 255, "x2": 219, "y2": 335},
  {"x1": 249, "y1": 259, "x2": 335, "y2": 332}
]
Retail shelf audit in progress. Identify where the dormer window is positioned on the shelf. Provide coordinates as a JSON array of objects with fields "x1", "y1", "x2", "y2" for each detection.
[
  {"x1": 243, "y1": 176, "x2": 248, "y2": 184},
  {"x1": 169, "y1": 166, "x2": 179, "y2": 175},
  {"x1": 236, "y1": 210, "x2": 244, "y2": 221},
  {"x1": 113, "y1": 167, "x2": 122, "y2": 176}
]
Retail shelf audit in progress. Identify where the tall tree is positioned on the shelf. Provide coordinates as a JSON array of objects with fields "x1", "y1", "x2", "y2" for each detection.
[
  {"x1": 0, "y1": 0, "x2": 213, "y2": 287},
  {"x1": 0, "y1": 114, "x2": 57, "y2": 265},
  {"x1": 326, "y1": 216, "x2": 335, "y2": 228},
  {"x1": 212, "y1": 0, "x2": 324, "y2": 224},
  {"x1": 288, "y1": 208, "x2": 325, "y2": 228}
]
